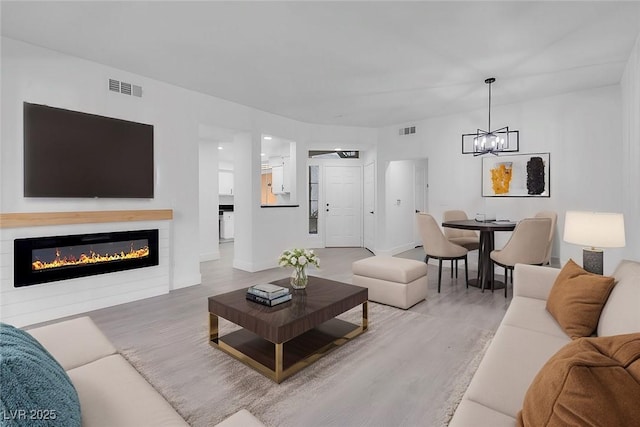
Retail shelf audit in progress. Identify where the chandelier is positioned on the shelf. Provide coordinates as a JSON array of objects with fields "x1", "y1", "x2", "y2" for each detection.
[{"x1": 462, "y1": 78, "x2": 519, "y2": 156}]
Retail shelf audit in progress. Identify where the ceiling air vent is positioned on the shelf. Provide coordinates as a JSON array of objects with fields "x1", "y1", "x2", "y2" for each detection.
[
  {"x1": 108, "y1": 79, "x2": 120, "y2": 92},
  {"x1": 108, "y1": 79, "x2": 142, "y2": 98},
  {"x1": 120, "y1": 82, "x2": 132, "y2": 95},
  {"x1": 399, "y1": 126, "x2": 416, "y2": 136}
]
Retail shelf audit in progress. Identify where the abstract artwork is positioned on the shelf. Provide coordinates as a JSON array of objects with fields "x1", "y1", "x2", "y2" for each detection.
[{"x1": 482, "y1": 153, "x2": 550, "y2": 197}]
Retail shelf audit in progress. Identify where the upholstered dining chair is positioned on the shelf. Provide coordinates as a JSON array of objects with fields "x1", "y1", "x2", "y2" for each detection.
[
  {"x1": 490, "y1": 218, "x2": 552, "y2": 297},
  {"x1": 534, "y1": 210, "x2": 558, "y2": 265},
  {"x1": 442, "y1": 210, "x2": 480, "y2": 278},
  {"x1": 416, "y1": 212, "x2": 469, "y2": 293}
]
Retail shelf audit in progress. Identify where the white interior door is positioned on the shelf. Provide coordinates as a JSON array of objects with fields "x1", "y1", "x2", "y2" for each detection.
[
  {"x1": 414, "y1": 162, "x2": 428, "y2": 245},
  {"x1": 363, "y1": 162, "x2": 375, "y2": 252},
  {"x1": 325, "y1": 165, "x2": 362, "y2": 247}
]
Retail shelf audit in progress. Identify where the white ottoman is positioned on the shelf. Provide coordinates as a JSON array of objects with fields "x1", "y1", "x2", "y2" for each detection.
[{"x1": 352, "y1": 256, "x2": 428, "y2": 309}]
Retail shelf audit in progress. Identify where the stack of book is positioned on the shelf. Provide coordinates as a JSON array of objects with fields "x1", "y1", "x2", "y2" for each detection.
[{"x1": 246, "y1": 283, "x2": 292, "y2": 307}]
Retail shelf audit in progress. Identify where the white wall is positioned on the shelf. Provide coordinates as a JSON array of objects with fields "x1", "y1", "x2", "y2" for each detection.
[
  {"x1": 1, "y1": 38, "x2": 209, "y2": 291},
  {"x1": 0, "y1": 37, "x2": 376, "y2": 325},
  {"x1": 198, "y1": 140, "x2": 219, "y2": 261},
  {"x1": 622, "y1": 33, "x2": 640, "y2": 260},
  {"x1": 377, "y1": 85, "x2": 629, "y2": 274}
]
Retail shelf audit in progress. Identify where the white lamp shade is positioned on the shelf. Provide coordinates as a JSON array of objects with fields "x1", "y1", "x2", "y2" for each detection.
[{"x1": 563, "y1": 211, "x2": 626, "y2": 248}]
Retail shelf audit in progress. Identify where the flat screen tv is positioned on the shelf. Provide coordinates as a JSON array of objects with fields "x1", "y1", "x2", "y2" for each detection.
[{"x1": 23, "y1": 102, "x2": 154, "y2": 198}]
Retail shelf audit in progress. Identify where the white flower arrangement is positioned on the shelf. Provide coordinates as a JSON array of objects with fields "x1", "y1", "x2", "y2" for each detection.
[{"x1": 278, "y1": 248, "x2": 320, "y2": 270}]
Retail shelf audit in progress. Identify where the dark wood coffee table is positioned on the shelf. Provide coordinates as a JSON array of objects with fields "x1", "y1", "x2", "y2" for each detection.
[{"x1": 208, "y1": 276, "x2": 368, "y2": 383}]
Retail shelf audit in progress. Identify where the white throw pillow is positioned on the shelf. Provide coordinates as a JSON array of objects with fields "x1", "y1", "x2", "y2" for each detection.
[
  {"x1": 597, "y1": 258, "x2": 640, "y2": 336},
  {"x1": 613, "y1": 259, "x2": 640, "y2": 282}
]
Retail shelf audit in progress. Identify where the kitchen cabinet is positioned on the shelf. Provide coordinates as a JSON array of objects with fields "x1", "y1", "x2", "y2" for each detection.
[
  {"x1": 270, "y1": 156, "x2": 290, "y2": 195},
  {"x1": 219, "y1": 171, "x2": 233, "y2": 195},
  {"x1": 220, "y1": 211, "x2": 234, "y2": 239}
]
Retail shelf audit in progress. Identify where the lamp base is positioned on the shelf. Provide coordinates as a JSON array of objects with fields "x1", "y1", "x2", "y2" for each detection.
[{"x1": 583, "y1": 248, "x2": 603, "y2": 275}]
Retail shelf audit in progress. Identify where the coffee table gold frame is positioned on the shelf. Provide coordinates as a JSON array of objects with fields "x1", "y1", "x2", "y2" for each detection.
[{"x1": 209, "y1": 301, "x2": 368, "y2": 383}]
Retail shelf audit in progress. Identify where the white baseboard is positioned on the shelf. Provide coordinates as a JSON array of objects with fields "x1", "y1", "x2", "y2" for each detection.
[
  {"x1": 171, "y1": 273, "x2": 201, "y2": 290},
  {"x1": 11, "y1": 286, "x2": 167, "y2": 328},
  {"x1": 233, "y1": 258, "x2": 278, "y2": 273},
  {"x1": 199, "y1": 251, "x2": 220, "y2": 262},
  {"x1": 375, "y1": 242, "x2": 418, "y2": 257}
]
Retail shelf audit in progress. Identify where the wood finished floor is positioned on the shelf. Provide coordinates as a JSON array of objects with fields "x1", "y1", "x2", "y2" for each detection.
[
  {"x1": 34, "y1": 242, "x2": 515, "y2": 349},
  {"x1": 32, "y1": 244, "x2": 519, "y2": 426}
]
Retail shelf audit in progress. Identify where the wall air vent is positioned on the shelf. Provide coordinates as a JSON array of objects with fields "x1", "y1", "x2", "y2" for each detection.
[
  {"x1": 120, "y1": 82, "x2": 132, "y2": 95},
  {"x1": 399, "y1": 126, "x2": 416, "y2": 136},
  {"x1": 109, "y1": 79, "x2": 120, "y2": 92},
  {"x1": 108, "y1": 79, "x2": 142, "y2": 98}
]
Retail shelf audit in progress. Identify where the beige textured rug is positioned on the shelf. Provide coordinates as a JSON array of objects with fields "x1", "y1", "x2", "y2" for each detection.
[{"x1": 119, "y1": 303, "x2": 493, "y2": 427}]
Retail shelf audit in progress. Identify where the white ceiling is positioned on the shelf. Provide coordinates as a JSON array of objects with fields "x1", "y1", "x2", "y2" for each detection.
[{"x1": 2, "y1": 1, "x2": 640, "y2": 127}]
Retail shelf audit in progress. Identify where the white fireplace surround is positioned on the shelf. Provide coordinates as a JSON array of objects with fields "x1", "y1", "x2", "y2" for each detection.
[{"x1": 0, "y1": 210, "x2": 172, "y2": 327}]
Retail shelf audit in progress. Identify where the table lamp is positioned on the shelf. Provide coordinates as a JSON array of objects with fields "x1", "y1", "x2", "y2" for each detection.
[{"x1": 563, "y1": 211, "x2": 625, "y2": 275}]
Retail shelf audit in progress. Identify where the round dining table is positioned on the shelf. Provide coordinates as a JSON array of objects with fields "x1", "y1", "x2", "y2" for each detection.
[{"x1": 441, "y1": 219, "x2": 516, "y2": 292}]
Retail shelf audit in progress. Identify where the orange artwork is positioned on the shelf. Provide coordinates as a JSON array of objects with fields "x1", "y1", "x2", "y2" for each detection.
[{"x1": 490, "y1": 162, "x2": 513, "y2": 195}]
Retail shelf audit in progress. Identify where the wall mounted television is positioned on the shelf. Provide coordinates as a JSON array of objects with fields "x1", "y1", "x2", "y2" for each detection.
[{"x1": 23, "y1": 102, "x2": 154, "y2": 198}]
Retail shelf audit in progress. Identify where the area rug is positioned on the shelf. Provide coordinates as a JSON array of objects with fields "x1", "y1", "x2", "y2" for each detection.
[{"x1": 119, "y1": 302, "x2": 493, "y2": 427}]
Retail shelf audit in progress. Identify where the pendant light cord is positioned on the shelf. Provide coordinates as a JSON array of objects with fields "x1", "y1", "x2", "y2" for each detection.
[{"x1": 487, "y1": 80, "x2": 492, "y2": 132}]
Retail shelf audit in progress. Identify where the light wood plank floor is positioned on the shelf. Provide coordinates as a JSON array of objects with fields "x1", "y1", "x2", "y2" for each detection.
[
  {"x1": 31, "y1": 244, "x2": 519, "y2": 426},
  {"x1": 36, "y1": 242, "x2": 514, "y2": 343}
]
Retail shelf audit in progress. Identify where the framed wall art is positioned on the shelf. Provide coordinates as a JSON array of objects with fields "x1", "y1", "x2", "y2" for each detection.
[{"x1": 482, "y1": 153, "x2": 550, "y2": 197}]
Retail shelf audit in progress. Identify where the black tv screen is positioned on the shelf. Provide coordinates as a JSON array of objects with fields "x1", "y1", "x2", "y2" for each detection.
[{"x1": 23, "y1": 102, "x2": 154, "y2": 198}]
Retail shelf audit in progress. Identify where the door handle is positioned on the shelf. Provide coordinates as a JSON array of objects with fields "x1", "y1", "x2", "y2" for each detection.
[
  {"x1": 369, "y1": 211, "x2": 374, "y2": 214},
  {"x1": 326, "y1": 209, "x2": 330, "y2": 212}
]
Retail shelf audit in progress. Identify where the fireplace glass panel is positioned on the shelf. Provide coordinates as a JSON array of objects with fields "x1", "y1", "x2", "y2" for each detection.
[
  {"x1": 31, "y1": 239, "x2": 150, "y2": 271},
  {"x1": 14, "y1": 229, "x2": 159, "y2": 287}
]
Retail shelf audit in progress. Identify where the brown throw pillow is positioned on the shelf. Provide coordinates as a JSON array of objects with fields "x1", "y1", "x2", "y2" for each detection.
[
  {"x1": 546, "y1": 259, "x2": 615, "y2": 338},
  {"x1": 517, "y1": 333, "x2": 640, "y2": 427}
]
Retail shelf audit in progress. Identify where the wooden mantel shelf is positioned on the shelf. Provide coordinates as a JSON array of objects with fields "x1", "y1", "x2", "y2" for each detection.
[{"x1": 0, "y1": 209, "x2": 173, "y2": 228}]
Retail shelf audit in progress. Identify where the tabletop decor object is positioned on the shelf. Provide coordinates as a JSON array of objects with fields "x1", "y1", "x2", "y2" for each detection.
[
  {"x1": 246, "y1": 283, "x2": 291, "y2": 307},
  {"x1": 278, "y1": 248, "x2": 320, "y2": 289}
]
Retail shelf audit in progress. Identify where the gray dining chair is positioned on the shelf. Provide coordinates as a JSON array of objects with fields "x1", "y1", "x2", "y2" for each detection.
[
  {"x1": 416, "y1": 212, "x2": 469, "y2": 293},
  {"x1": 490, "y1": 218, "x2": 552, "y2": 297},
  {"x1": 534, "y1": 210, "x2": 557, "y2": 265},
  {"x1": 442, "y1": 210, "x2": 480, "y2": 278}
]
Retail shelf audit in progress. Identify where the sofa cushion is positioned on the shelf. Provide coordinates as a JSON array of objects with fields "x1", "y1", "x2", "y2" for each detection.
[
  {"x1": 27, "y1": 316, "x2": 117, "y2": 371},
  {"x1": 0, "y1": 322, "x2": 81, "y2": 427},
  {"x1": 613, "y1": 259, "x2": 640, "y2": 282},
  {"x1": 598, "y1": 260, "x2": 640, "y2": 336},
  {"x1": 448, "y1": 400, "x2": 515, "y2": 427},
  {"x1": 214, "y1": 409, "x2": 266, "y2": 427},
  {"x1": 501, "y1": 296, "x2": 568, "y2": 339},
  {"x1": 463, "y1": 325, "x2": 570, "y2": 418},
  {"x1": 546, "y1": 259, "x2": 615, "y2": 338},
  {"x1": 67, "y1": 354, "x2": 188, "y2": 427},
  {"x1": 517, "y1": 333, "x2": 640, "y2": 427},
  {"x1": 598, "y1": 274, "x2": 640, "y2": 337}
]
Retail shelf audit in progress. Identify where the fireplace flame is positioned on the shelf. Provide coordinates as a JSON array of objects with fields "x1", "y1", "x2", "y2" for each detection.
[{"x1": 32, "y1": 246, "x2": 150, "y2": 271}]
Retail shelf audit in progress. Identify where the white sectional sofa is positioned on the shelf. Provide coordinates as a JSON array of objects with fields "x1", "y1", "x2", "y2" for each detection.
[
  {"x1": 27, "y1": 316, "x2": 264, "y2": 427},
  {"x1": 449, "y1": 260, "x2": 640, "y2": 426}
]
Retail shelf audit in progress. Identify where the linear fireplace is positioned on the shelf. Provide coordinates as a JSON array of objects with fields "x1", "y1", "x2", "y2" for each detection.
[{"x1": 14, "y1": 229, "x2": 159, "y2": 287}]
